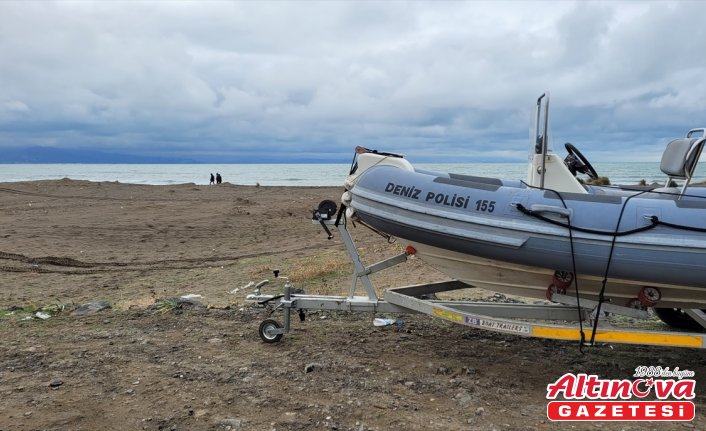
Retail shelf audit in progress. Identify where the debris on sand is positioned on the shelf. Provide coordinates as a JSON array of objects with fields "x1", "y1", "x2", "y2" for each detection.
[
  {"x1": 304, "y1": 362, "x2": 324, "y2": 373},
  {"x1": 71, "y1": 301, "x2": 111, "y2": 316},
  {"x1": 49, "y1": 378, "x2": 64, "y2": 388},
  {"x1": 231, "y1": 281, "x2": 254, "y2": 294},
  {"x1": 220, "y1": 417, "x2": 242, "y2": 429},
  {"x1": 150, "y1": 296, "x2": 206, "y2": 313}
]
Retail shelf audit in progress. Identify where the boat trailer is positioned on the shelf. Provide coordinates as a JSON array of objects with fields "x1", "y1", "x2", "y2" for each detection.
[{"x1": 246, "y1": 209, "x2": 706, "y2": 349}]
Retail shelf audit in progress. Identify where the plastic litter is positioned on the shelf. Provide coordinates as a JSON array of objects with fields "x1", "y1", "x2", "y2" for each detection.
[{"x1": 373, "y1": 318, "x2": 404, "y2": 328}]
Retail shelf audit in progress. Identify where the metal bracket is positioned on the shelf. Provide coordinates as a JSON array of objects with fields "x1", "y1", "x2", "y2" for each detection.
[
  {"x1": 685, "y1": 309, "x2": 706, "y2": 329},
  {"x1": 550, "y1": 292, "x2": 649, "y2": 320},
  {"x1": 337, "y1": 223, "x2": 408, "y2": 300}
]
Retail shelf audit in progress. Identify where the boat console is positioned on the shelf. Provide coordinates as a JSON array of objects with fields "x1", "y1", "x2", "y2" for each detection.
[
  {"x1": 527, "y1": 93, "x2": 590, "y2": 194},
  {"x1": 529, "y1": 93, "x2": 706, "y2": 199}
]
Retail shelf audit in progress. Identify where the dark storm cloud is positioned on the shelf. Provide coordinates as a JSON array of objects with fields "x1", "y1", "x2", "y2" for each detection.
[{"x1": 1, "y1": 1, "x2": 705, "y2": 163}]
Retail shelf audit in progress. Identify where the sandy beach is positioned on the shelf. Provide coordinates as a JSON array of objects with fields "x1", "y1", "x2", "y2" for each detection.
[{"x1": 1, "y1": 179, "x2": 705, "y2": 431}]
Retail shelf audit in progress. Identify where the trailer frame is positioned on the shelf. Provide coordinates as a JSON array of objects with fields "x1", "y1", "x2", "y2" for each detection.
[{"x1": 247, "y1": 220, "x2": 706, "y2": 349}]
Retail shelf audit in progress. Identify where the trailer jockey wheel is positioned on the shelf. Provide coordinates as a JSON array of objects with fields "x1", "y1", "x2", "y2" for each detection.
[
  {"x1": 546, "y1": 284, "x2": 566, "y2": 301},
  {"x1": 552, "y1": 270, "x2": 574, "y2": 289},
  {"x1": 258, "y1": 319, "x2": 283, "y2": 343},
  {"x1": 638, "y1": 286, "x2": 662, "y2": 307}
]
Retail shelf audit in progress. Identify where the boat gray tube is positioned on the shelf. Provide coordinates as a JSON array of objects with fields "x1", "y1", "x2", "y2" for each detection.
[{"x1": 349, "y1": 164, "x2": 706, "y2": 289}]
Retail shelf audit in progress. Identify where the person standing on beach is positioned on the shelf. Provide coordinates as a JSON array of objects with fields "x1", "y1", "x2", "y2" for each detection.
[
  {"x1": 216, "y1": 173, "x2": 222, "y2": 184},
  {"x1": 209, "y1": 173, "x2": 215, "y2": 185}
]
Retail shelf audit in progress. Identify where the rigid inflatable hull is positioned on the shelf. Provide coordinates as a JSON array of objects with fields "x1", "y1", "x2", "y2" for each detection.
[{"x1": 349, "y1": 165, "x2": 706, "y2": 307}]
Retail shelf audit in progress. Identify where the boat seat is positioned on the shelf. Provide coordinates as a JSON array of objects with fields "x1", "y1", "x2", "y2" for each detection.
[{"x1": 660, "y1": 137, "x2": 706, "y2": 195}]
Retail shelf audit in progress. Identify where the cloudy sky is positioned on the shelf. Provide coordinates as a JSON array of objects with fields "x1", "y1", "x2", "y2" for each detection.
[{"x1": 2, "y1": 1, "x2": 706, "y2": 163}]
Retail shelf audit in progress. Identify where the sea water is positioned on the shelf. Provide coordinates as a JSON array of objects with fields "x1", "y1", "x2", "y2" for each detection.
[{"x1": 0, "y1": 162, "x2": 704, "y2": 186}]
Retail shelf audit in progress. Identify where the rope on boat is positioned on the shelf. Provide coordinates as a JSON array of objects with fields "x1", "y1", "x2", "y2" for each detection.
[
  {"x1": 517, "y1": 183, "x2": 656, "y2": 348},
  {"x1": 517, "y1": 188, "x2": 653, "y2": 346},
  {"x1": 514, "y1": 203, "x2": 659, "y2": 236},
  {"x1": 337, "y1": 202, "x2": 396, "y2": 243},
  {"x1": 516, "y1": 203, "x2": 706, "y2": 236},
  {"x1": 536, "y1": 189, "x2": 588, "y2": 352},
  {"x1": 517, "y1": 186, "x2": 706, "y2": 347},
  {"x1": 590, "y1": 190, "x2": 649, "y2": 345},
  {"x1": 651, "y1": 216, "x2": 706, "y2": 233}
]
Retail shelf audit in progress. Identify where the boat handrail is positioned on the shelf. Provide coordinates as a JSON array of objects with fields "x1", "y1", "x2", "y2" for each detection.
[{"x1": 686, "y1": 128, "x2": 705, "y2": 138}]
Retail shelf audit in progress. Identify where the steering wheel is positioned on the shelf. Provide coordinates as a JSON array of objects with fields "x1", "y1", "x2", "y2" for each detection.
[{"x1": 564, "y1": 143, "x2": 598, "y2": 180}]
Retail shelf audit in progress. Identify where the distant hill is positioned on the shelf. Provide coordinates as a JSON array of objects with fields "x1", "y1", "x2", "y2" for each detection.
[{"x1": 0, "y1": 146, "x2": 197, "y2": 164}]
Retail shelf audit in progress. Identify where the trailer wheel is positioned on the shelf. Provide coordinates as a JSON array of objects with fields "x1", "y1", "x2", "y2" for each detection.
[
  {"x1": 654, "y1": 308, "x2": 705, "y2": 332},
  {"x1": 258, "y1": 319, "x2": 284, "y2": 343}
]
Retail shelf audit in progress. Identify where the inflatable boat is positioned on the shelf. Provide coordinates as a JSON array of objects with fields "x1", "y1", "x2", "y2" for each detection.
[{"x1": 341, "y1": 93, "x2": 706, "y2": 324}]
